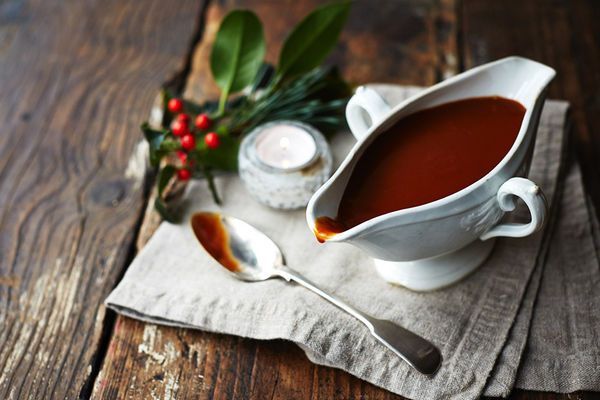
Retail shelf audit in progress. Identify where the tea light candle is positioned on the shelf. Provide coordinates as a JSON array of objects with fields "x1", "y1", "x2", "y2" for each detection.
[
  {"x1": 238, "y1": 120, "x2": 333, "y2": 210},
  {"x1": 254, "y1": 124, "x2": 318, "y2": 171}
]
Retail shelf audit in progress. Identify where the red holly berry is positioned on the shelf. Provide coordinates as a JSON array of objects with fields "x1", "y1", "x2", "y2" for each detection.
[
  {"x1": 195, "y1": 114, "x2": 211, "y2": 130},
  {"x1": 181, "y1": 134, "x2": 195, "y2": 150},
  {"x1": 168, "y1": 98, "x2": 183, "y2": 113},
  {"x1": 204, "y1": 132, "x2": 220, "y2": 149},
  {"x1": 176, "y1": 150, "x2": 188, "y2": 165},
  {"x1": 171, "y1": 119, "x2": 189, "y2": 137},
  {"x1": 176, "y1": 113, "x2": 190, "y2": 124},
  {"x1": 177, "y1": 168, "x2": 191, "y2": 181}
]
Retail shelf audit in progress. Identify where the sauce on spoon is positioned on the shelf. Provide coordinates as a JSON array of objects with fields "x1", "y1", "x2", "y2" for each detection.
[{"x1": 191, "y1": 212, "x2": 240, "y2": 271}]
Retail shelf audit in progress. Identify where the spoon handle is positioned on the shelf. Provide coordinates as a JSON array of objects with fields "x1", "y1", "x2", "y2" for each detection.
[{"x1": 276, "y1": 267, "x2": 442, "y2": 376}]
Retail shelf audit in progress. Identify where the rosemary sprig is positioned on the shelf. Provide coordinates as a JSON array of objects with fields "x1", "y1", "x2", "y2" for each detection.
[{"x1": 229, "y1": 67, "x2": 350, "y2": 136}]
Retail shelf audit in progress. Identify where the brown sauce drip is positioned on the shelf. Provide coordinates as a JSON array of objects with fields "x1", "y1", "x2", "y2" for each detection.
[
  {"x1": 314, "y1": 96, "x2": 526, "y2": 241},
  {"x1": 313, "y1": 216, "x2": 347, "y2": 243},
  {"x1": 191, "y1": 212, "x2": 239, "y2": 272}
]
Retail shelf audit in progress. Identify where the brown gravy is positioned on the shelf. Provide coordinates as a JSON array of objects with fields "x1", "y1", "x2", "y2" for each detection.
[
  {"x1": 314, "y1": 96, "x2": 526, "y2": 242},
  {"x1": 191, "y1": 212, "x2": 239, "y2": 271}
]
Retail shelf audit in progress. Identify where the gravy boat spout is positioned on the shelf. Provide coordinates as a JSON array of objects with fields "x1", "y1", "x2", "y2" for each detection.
[{"x1": 306, "y1": 56, "x2": 556, "y2": 291}]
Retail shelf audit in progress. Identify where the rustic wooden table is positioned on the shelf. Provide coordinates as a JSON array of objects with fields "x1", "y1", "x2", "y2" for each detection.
[{"x1": 1, "y1": 0, "x2": 598, "y2": 399}]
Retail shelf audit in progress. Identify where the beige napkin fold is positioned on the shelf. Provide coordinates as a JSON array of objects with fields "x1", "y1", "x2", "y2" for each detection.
[
  {"x1": 483, "y1": 97, "x2": 571, "y2": 397},
  {"x1": 513, "y1": 162, "x2": 600, "y2": 392},
  {"x1": 106, "y1": 86, "x2": 597, "y2": 399}
]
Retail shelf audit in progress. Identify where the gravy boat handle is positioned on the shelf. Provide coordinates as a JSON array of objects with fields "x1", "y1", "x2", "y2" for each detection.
[
  {"x1": 346, "y1": 86, "x2": 392, "y2": 140},
  {"x1": 480, "y1": 177, "x2": 548, "y2": 240}
]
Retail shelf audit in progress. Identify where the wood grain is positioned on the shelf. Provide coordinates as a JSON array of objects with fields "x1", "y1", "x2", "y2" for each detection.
[
  {"x1": 461, "y1": 0, "x2": 600, "y2": 219},
  {"x1": 0, "y1": 0, "x2": 202, "y2": 398}
]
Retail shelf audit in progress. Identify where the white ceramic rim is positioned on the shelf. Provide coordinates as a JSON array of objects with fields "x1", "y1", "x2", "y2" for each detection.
[{"x1": 313, "y1": 56, "x2": 556, "y2": 242}]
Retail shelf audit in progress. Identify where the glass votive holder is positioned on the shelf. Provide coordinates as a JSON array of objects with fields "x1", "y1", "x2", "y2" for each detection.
[{"x1": 238, "y1": 120, "x2": 333, "y2": 210}]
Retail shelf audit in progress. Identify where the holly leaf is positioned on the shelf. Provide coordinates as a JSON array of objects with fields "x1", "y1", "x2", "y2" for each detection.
[
  {"x1": 159, "y1": 139, "x2": 180, "y2": 153},
  {"x1": 277, "y1": 2, "x2": 351, "y2": 80},
  {"x1": 154, "y1": 197, "x2": 177, "y2": 222},
  {"x1": 151, "y1": 164, "x2": 177, "y2": 222},
  {"x1": 157, "y1": 164, "x2": 176, "y2": 197},
  {"x1": 161, "y1": 89, "x2": 173, "y2": 126},
  {"x1": 141, "y1": 122, "x2": 168, "y2": 167},
  {"x1": 203, "y1": 135, "x2": 240, "y2": 171}
]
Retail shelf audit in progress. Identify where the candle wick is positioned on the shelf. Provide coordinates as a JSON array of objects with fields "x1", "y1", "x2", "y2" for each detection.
[{"x1": 279, "y1": 137, "x2": 290, "y2": 149}]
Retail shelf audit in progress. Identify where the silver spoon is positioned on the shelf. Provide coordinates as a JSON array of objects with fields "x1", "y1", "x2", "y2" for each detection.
[{"x1": 191, "y1": 212, "x2": 442, "y2": 376}]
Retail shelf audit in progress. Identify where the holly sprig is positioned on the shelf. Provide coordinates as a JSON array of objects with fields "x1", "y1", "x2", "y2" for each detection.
[{"x1": 143, "y1": 2, "x2": 352, "y2": 221}]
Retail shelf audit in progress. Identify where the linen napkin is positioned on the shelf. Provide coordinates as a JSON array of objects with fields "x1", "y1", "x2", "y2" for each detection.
[
  {"x1": 513, "y1": 162, "x2": 600, "y2": 392},
  {"x1": 106, "y1": 86, "x2": 594, "y2": 399}
]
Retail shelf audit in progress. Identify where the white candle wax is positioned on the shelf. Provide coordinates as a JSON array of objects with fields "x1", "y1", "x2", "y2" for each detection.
[{"x1": 254, "y1": 124, "x2": 317, "y2": 171}]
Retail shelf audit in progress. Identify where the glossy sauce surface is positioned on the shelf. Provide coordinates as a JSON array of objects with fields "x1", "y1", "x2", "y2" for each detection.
[
  {"x1": 191, "y1": 212, "x2": 239, "y2": 271},
  {"x1": 314, "y1": 96, "x2": 526, "y2": 242}
]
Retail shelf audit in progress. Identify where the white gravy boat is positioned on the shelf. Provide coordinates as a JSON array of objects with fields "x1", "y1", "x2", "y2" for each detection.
[{"x1": 306, "y1": 57, "x2": 556, "y2": 291}]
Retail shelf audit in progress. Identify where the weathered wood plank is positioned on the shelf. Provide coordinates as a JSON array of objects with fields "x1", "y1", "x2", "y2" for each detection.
[
  {"x1": 93, "y1": 1, "x2": 459, "y2": 399},
  {"x1": 461, "y1": 0, "x2": 600, "y2": 219},
  {"x1": 0, "y1": 0, "x2": 202, "y2": 398}
]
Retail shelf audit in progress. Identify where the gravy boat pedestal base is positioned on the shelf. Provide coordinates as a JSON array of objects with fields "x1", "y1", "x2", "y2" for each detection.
[{"x1": 373, "y1": 239, "x2": 496, "y2": 291}]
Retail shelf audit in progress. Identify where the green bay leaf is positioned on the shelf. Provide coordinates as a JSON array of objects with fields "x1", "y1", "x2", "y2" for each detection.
[
  {"x1": 277, "y1": 2, "x2": 351, "y2": 80},
  {"x1": 210, "y1": 10, "x2": 266, "y2": 101}
]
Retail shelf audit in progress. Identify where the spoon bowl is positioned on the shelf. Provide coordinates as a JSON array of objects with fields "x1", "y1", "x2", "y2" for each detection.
[{"x1": 221, "y1": 215, "x2": 284, "y2": 281}]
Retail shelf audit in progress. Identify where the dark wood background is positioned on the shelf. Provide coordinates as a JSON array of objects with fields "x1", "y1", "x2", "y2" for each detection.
[{"x1": 0, "y1": 0, "x2": 598, "y2": 399}]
